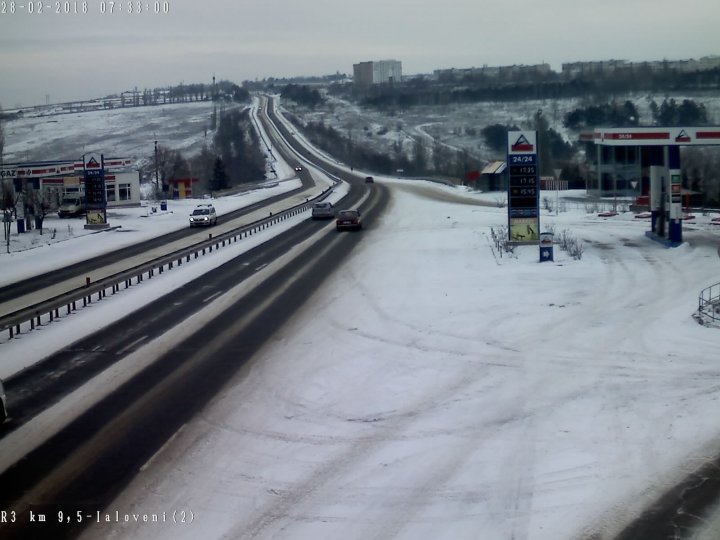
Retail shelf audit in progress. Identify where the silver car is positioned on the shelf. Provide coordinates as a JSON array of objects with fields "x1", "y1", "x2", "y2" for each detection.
[{"x1": 311, "y1": 202, "x2": 335, "y2": 220}]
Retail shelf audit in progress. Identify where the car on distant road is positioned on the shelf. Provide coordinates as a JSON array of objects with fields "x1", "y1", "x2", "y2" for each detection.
[
  {"x1": 189, "y1": 204, "x2": 217, "y2": 227},
  {"x1": 0, "y1": 379, "x2": 7, "y2": 423},
  {"x1": 294, "y1": 165, "x2": 303, "y2": 171},
  {"x1": 365, "y1": 176, "x2": 374, "y2": 183},
  {"x1": 336, "y1": 209, "x2": 362, "y2": 231},
  {"x1": 311, "y1": 201, "x2": 335, "y2": 219}
]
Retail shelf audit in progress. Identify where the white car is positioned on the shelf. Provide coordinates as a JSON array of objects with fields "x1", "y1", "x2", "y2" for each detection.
[
  {"x1": 189, "y1": 204, "x2": 218, "y2": 227},
  {"x1": 0, "y1": 379, "x2": 7, "y2": 423}
]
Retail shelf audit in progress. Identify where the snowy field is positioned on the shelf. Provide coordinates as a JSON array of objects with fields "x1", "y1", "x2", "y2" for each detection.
[
  {"x1": 2, "y1": 100, "x2": 234, "y2": 165},
  {"x1": 29, "y1": 179, "x2": 712, "y2": 540}
]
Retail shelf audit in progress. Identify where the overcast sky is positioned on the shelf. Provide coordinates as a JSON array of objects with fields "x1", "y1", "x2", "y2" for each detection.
[{"x1": 1, "y1": 0, "x2": 718, "y2": 108}]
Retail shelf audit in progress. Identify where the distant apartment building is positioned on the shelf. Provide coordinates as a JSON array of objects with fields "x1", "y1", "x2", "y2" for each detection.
[
  {"x1": 353, "y1": 60, "x2": 403, "y2": 87},
  {"x1": 561, "y1": 56, "x2": 720, "y2": 78},
  {"x1": 561, "y1": 59, "x2": 631, "y2": 78},
  {"x1": 433, "y1": 63, "x2": 552, "y2": 81}
]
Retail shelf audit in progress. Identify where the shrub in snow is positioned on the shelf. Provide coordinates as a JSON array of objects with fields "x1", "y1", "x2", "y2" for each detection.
[{"x1": 558, "y1": 229, "x2": 584, "y2": 260}]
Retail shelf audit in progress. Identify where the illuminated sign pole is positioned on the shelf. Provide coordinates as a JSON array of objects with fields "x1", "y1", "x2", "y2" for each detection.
[
  {"x1": 83, "y1": 155, "x2": 109, "y2": 229},
  {"x1": 507, "y1": 131, "x2": 540, "y2": 246}
]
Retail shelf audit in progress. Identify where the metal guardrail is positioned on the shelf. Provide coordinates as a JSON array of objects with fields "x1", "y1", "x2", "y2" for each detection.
[
  {"x1": 0, "y1": 189, "x2": 332, "y2": 340},
  {"x1": 698, "y1": 282, "x2": 720, "y2": 324}
]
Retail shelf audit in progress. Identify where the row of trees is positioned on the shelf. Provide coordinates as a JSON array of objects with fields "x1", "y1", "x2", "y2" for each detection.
[
  {"x1": 280, "y1": 85, "x2": 324, "y2": 109},
  {"x1": 287, "y1": 115, "x2": 482, "y2": 180},
  {"x1": 144, "y1": 107, "x2": 266, "y2": 196},
  {"x1": 564, "y1": 101, "x2": 641, "y2": 129},
  {"x1": 650, "y1": 98, "x2": 709, "y2": 126},
  {"x1": 114, "y1": 80, "x2": 250, "y2": 108},
  {"x1": 563, "y1": 98, "x2": 708, "y2": 129}
]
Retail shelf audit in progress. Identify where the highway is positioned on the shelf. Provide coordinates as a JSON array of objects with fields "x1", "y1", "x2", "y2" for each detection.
[
  {"x1": 0, "y1": 97, "x2": 390, "y2": 539},
  {"x1": 0, "y1": 98, "x2": 316, "y2": 313}
]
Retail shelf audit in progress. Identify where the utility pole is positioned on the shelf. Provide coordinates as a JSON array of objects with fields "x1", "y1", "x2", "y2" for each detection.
[{"x1": 154, "y1": 140, "x2": 159, "y2": 196}]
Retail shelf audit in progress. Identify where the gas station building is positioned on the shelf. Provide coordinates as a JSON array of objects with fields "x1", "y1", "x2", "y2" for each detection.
[
  {"x1": 0, "y1": 157, "x2": 141, "y2": 209},
  {"x1": 581, "y1": 126, "x2": 720, "y2": 245}
]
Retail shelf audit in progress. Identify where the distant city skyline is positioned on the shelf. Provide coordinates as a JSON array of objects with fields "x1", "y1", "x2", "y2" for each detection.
[{"x1": 1, "y1": 0, "x2": 718, "y2": 108}]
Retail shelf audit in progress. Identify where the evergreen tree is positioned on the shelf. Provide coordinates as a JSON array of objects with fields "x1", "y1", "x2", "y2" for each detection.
[{"x1": 210, "y1": 157, "x2": 228, "y2": 191}]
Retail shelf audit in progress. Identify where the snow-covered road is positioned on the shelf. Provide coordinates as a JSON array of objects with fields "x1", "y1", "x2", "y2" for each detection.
[{"x1": 71, "y1": 180, "x2": 720, "y2": 540}]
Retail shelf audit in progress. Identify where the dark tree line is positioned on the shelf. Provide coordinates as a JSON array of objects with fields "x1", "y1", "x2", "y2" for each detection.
[
  {"x1": 564, "y1": 98, "x2": 708, "y2": 129},
  {"x1": 280, "y1": 85, "x2": 325, "y2": 108},
  {"x1": 355, "y1": 80, "x2": 595, "y2": 109},
  {"x1": 143, "y1": 107, "x2": 265, "y2": 196},
  {"x1": 290, "y1": 117, "x2": 482, "y2": 179},
  {"x1": 650, "y1": 98, "x2": 709, "y2": 126},
  {"x1": 211, "y1": 108, "x2": 265, "y2": 189},
  {"x1": 564, "y1": 101, "x2": 641, "y2": 129},
  {"x1": 116, "y1": 80, "x2": 251, "y2": 108},
  {"x1": 481, "y1": 124, "x2": 520, "y2": 153}
]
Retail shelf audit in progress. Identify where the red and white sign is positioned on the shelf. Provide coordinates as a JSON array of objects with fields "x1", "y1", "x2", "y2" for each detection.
[
  {"x1": 596, "y1": 127, "x2": 720, "y2": 146},
  {"x1": 508, "y1": 131, "x2": 537, "y2": 154},
  {"x1": 2, "y1": 157, "x2": 134, "y2": 179}
]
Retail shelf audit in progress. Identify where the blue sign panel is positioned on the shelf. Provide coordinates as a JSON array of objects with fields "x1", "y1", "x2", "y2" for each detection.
[{"x1": 84, "y1": 156, "x2": 107, "y2": 226}]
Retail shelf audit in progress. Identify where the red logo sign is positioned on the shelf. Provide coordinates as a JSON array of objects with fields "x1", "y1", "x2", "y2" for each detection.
[
  {"x1": 675, "y1": 129, "x2": 691, "y2": 143},
  {"x1": 511, "y1": 134, "x2": 534, "y2": 152}
]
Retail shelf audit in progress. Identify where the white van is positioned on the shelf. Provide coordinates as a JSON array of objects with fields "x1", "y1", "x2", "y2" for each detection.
[{"x1": 58, "y1": 195, "x2": 86, "y2": 218}]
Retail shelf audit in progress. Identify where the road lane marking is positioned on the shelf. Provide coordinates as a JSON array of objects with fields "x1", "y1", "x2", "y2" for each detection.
[
  {"x1": 116, "y1": 335, "x2": 148, "y2": 356},
  {"x1": 202, "y1": 291, "x2": 223, "y2": 304}
]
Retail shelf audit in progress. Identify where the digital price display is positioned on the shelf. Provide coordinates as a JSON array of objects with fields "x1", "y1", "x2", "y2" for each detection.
[{"x1": 85, "y1": 172, "x2": 105, "y2": 205}]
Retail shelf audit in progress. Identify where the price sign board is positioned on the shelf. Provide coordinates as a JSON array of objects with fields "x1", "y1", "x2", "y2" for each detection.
[
  {"x1": 84, "y1": 155, "x2": 107, "y2": 226},
  {"x1": 507, "y1": 131, "x2": 539, "y2": 242}
]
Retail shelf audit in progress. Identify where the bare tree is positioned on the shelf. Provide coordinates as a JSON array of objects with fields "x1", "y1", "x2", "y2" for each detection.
[
  {"x1": 1, "y1": 180, "x2": 18, "y2": 253},
  {"x1": 683, "y1": 148, "x2": 720, "y2": 207},
  {"x1": 26, "y1": 187, "x2": 53, "y2": 234}
]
